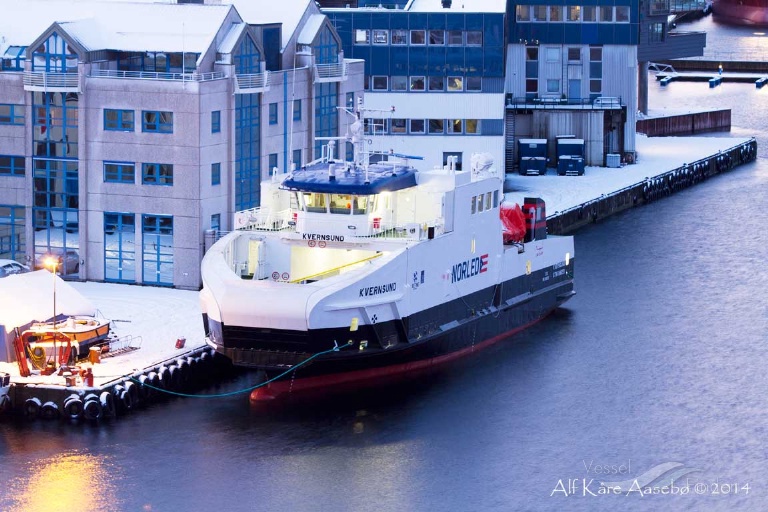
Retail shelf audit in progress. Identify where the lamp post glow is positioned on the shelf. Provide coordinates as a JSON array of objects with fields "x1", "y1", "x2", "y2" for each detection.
[{"x1": 44, "y1": 256, "x2": 58, "y2": 369}]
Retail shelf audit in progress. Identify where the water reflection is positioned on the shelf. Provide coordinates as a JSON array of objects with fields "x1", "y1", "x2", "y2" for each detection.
[{"x1": 3, "y1": 451, "x2": 122, "y2": 512}]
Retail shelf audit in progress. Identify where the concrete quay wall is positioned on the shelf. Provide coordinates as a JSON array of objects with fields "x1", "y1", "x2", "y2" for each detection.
[{"x1": 547, "y1": 138, "x2": 758, "y2": 235}]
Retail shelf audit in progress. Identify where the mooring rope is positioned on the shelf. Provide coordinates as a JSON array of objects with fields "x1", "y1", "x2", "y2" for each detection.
[{"x1": 128, "y1": 341, "x2": 352, "y2": 398}]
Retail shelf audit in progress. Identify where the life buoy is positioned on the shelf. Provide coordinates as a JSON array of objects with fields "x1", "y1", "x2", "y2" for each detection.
[
  {"x1": 63, "y1": 395, "x2": 83, "y2": 420},
  {"x1": 41, "y1": 401, "x2": 60, "y2": 420},
  {"x1": 100, "y1": 391, "x2": 116, "y2": 418},
  {"x1": 24, "y1": 397, "x2": 42, "y2": 418},
  {"x1": 83, "y1": 394, "x2": 103, "y2": 421}
]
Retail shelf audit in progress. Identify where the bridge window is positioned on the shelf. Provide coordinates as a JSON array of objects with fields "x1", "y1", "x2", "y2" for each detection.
[
  {"x1": 330, "y1": 194, "x2": 352, "y2": 214},
  {"x1": 304, "y1": 192, "x2": 327, "y2": 213}
]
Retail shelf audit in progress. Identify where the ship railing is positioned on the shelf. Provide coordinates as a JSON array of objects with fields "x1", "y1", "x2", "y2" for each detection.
[{"x1": 234, "y1": 207, "x2": 292, "y2": 231}]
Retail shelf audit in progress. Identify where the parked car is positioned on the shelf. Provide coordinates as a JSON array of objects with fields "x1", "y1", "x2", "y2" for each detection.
[
  {"x1": 34, "y1": 249, "x2": 80, "y2": 275},
  {"x1": 0, "y1": 259, "x2": 31, "y2": 278}
]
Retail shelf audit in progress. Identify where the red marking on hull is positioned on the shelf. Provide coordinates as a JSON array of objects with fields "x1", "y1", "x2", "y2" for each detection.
[{"x1": 250, "y1": 311, "x2": 552, "y2": 402}]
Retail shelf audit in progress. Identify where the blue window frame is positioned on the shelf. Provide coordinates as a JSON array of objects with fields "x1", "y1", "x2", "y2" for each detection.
[
  {"x1": 104, "y1": 161, "x2": 135, "y2": 183},
  {"x1": 211, "y1": 162, "x2": 221, "y2": 185},
  {"x1": 0, "y1": 155, "x2": 25, "y2": 177},
  {"x1": 211, "y1": 213, "x2": 220, "y2": 232},
  {"x1": 142, "y1": 111, "x2": 173, "y2": 133},
  {"x1": 0, "y1": 205, "x2": 26, "y2": 261},
  {"x1": 268, "y1": 153, "x2": 278, "y2": 175},
  {"x1": 234, "y1": 35, "x2": 262, "y2": 210},
  {"x1": 142, "y1": 163, "x2": 173, "y2": 185},
  {"x1": 212, "y1": 110, "x2": 221, "y2": 133},
  {"x1": 104, "y1": 212, "x2": 135, "y2": 283},
  {"x1": 33, "y1": 92, "x2": 78, "y2": 158},
  {"x1": 269, "y1": 103, "x2": 278, "y2": 125},
  {"x1": 142, "y1": 214, "x2": 173, "y2": 286},
  {"x1": 0, "y1": 104, "x2": 25, "y2": 125},
  {"x1": 293, "y1": 100, "x2": 301, "y2": 121},
  {"x1": 31, "y1": 32, "x2": 77, "y2": 73},
  {"x1": 104, "y1": 109, "x2": 134, "y2": 131}
]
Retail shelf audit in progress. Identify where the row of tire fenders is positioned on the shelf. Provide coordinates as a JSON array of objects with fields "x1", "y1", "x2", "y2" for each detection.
[{"x1": 21, "y1": 348, "x2": 216, "y2": 422}]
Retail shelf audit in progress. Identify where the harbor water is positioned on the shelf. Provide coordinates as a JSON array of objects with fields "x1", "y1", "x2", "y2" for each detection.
[{"x1": 2, "y1": 25, "x2": 768, "y2": 512}]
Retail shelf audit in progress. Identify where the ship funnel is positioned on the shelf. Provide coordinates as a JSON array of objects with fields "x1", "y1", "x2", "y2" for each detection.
[{"x1": 523, "y1": 197, "x2": 547, "y2": 242}]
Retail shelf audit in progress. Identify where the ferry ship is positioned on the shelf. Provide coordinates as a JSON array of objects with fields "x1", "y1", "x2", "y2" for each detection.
[
  {"x1": 713, "y1": 0, "x2": 768, "y2": 25},
  {"x1": 200, "y1": 100, "x2": 575, "y2": 400}
]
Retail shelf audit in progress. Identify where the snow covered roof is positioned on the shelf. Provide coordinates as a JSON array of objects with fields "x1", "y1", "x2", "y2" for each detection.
[
  {"x1": 0, "y1": 0, "x2": 234, "y2": 54},
  {"x1": 217, "y1": 22, "x2": 248, "y2": 56},
  {"x1": 224, "y1": 0, "x2": 316, "y2": 50},
  {"x1": 297, "y1": 14, "x2": 326, "y2": 46},
  {"x1": 0, "y1": 271, "x2": 95, "y2": 331}
]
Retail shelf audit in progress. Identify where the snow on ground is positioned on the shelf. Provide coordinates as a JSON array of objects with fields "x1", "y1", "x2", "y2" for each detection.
[
  {"x1": 504, "y1": 133, "x2": 751, "y2": 214},
  {"x1": 0, "y1": 133, "x2": 753, "y2": 386}
]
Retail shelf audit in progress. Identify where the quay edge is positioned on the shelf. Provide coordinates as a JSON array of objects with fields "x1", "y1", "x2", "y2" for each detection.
[
  {"x1": 1, "y1": 347, "x2": 235, "y2": 422},
  {"x1": 546, "y1": 138, "x2": 758, "y2": 235}
]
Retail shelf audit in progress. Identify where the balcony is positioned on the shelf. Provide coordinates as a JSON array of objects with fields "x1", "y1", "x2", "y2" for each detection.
[
  {"x1": 313, "y1": 61, "x2": 348, "y2": 83},
  {"x1": 23, "y1": 71, "x2": 80, "y2": 92},
  {"x1": 90, "y1": 69, "x2": 226, "y2": 82},
  {"x1": 234, "y1": 71, "x2": 270, "y2": 94}
]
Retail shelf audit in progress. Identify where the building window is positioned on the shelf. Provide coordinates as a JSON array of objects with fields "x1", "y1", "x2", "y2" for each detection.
[
  {"x1": 649, "y1": 23, "x2": 665, "y2": 43},
  {"x1": 211, "y1": 110, "x2": 221, "y2": 133},
  {"x1": 448, "y1": 119, "x2": 462, "y2": 134},
  {"x1": 268, "y1": 153, "x2": 278, "y2": 175},
  {"x1": 392, "y1": 29, "x2": 407, "y2": 45},
  {"x1": 104, "y1": 162, "x2": 135, "y2": 183},
  {"x1": 429, "y1": 30, "x2": 445, "y2": 45},
  {"x1": 516, "y1": 5, "x2": 531, "y2": 21},
  {"x1": 103, "y1": 109, "x2": 134, "y2": 131},
  {"x1": 526, "y1": 47, "x2": 539, "y2": 97},
  {"x1": 292, "y1": 149, "x2": 302, "y2": 169},
  {"x1": 355, "y1": 29, "x2": 370, "y2": 44},
  {"x1": 447, "y1": 77, "x2": 463, "y2": 92},
  {"x1": 0, "y1": 104, "x2": 25, "y2": 125},
  {"x1": 293, "y1": 99, "x2": 301, "y2": 121},
  {"x1": 391, "y1": 76, "x2": 407, "y2": 91},
  {"x1": 269, "y1": 102, "x2": 278, "y2": 125},
  {"x1": 466, "y1": 31, "x2": 482, "y2": 46},
  {"x1": 142, "y1": 163, "x2": 173, "y2": 185},
  {"x1": 211, "y1": 213, "x2": 220, "y2": 232},
  {"x1": 211, "y1": 162, "x2": 221, "y2": 185},
  {"x1": 443, "y1": 152, "x2": 462, "y2": 171},
  {"x1": 600, "y1": 6, "x2": 614, "y2": 22},
  {"x1": 546, "y1": 47, "x2": 560, "y2": 62},
  {"x1": 583, "y1": 6, "x2": 597, "y2": 21},
  {"x1": 0, "y1": 205, "x2": 26, "y2": 262},
  {"x1": 410, "y1": 30, "x2": 426, "y2": 45},
  {"x1": 466, "y1": 77, "x2": 482, "y2": 91},
  {"x1": 568, "y1": 48, "x2": 581, "y2": 61},
  {"x1": 428, "y1": 76, "x2": 444, "y2": 91},
  {"x1": 465, "y1": 119, "x2": 479, "y2": 134},
  {"x1": 428, "y1": 119, "x2": 444, "y2": 134},
  {"x1": 447, "y1": 31, "x2": 463, "y2": 45},
  {"x1": 373, "y1": 30, "x2": 388, "y2": 44},
  {"x1": 391, "y1": 119, "x2": 406, "y2": 133},
  {"x1": 410, "y1": 76, "x2": 426, "y2": 91},
  {"x1": 372, "y1": 76, "x2": 388, "y2": 90},
  {"x1": 0, "y1": 156, "x2": 25, "y2": 177},
  {"x1": 104, "y1": 212, "x2": 135, "y2": 283},
  {"x1": 533, "y1": 5, "x2": 547, "y2": 21},
  {"x1": 549, "y1": 6, "x2": 563, "y2": 22},
  {"x1": 650, "y1": 0, "x2": 671, "y2": 15},
  {"x1": 568, "y1": 6, "x2": 581, "y2": 21},
  {"x1": 142, "y1": 111, "x2": 173, "y2": 133},
  {"x1": 547, "y1": 79, "x2": 560, "y2": 93},
  {"x1": 142, "y1": 214, "x2": 173, "y2": 286},
  {"x1": 409, "y1": 119, "x2": 425, "y2": 134},
  {"x1": 616, "y1": 6, "x2": 630, "y2": 22},
  {"x1": 346, "y1": 92, "x2": 355, "y2": 108}
]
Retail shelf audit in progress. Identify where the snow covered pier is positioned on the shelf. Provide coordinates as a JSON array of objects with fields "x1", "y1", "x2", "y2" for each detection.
[{"x1": 505, "y1": 135, "x2": 758, "y2": 235}]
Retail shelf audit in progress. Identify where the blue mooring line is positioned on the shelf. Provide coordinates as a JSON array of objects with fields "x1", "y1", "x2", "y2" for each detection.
[{"x1": 129, "y1": 341, "x2": 353, "y2": 398}]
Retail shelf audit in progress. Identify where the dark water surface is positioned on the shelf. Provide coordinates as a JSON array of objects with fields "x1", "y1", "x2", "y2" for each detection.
[{"x1": 2, "y1": 30, "x2": 768, "y2": 512}]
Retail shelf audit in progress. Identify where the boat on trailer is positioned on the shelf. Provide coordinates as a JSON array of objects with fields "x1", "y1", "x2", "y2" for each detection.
[{"x1": 200, "y1": 99, "x2": 576, "y2": 400}]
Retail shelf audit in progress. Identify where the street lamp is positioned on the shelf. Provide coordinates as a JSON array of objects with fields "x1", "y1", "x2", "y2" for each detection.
[{"x1": 44, "y1": 256, "x2": 58, "y2": 370}]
